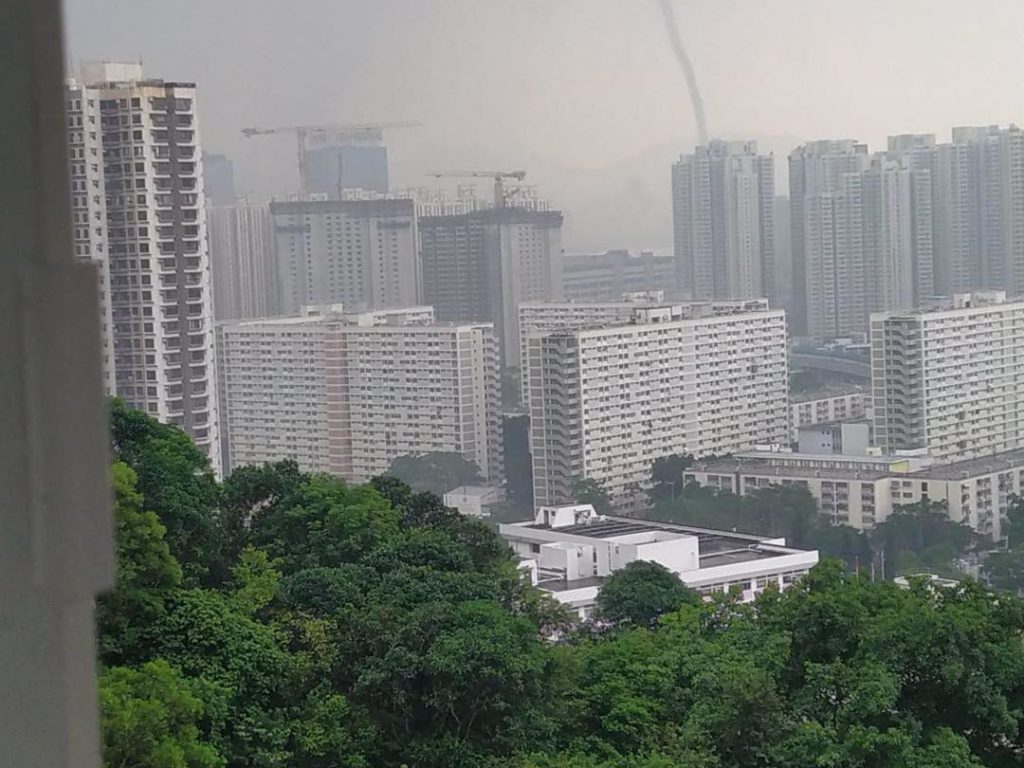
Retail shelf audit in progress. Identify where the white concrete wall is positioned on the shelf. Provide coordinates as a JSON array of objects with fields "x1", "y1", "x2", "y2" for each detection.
[{"x1": 635, "y1": 537, "x2": 700, "y2": 573}]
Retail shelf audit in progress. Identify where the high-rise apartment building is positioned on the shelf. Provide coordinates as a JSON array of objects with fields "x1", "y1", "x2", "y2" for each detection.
[
  {"x1": 671, "y1": 140, "x2": 775, "y2": 302},
  {"x1": 208, "y1": 198, "x2": 276, "y2": 320},
  {"x1": 525, "y1": 300, "x2": 788, "y2": 512},
  {"x1": 67, "y1": 62, "x2": 220, "y2": 472},
  {"x1": 862, "y1": 155, "x2": 935, "y2": 313},
  {"x1": 562, "y1": 250, "x2": 676, "y2": 302},
  {"x1": 217, "y1": 306, "x2": 503, "y2": 484},
  {"x1": 419, "y1": 206, "x2": 564, "y2": 368},
  {"x1": 887, "y1": 126, "x2": 1024, "y2": 298},
  {"x1": 871, "y1": 292, "x2": 1024, "y2": 461},
  {"x1": 65, "y1": 79, "x2": 115, "y2": 393},
  {"x1": 790, "y1": 141, "x2": 934, "y2": 339},
  {"x1": 950, "y1": 126, "x2": 1024, "y2": 295},
  {"x1": 270, "y1": 198, "x2": 419, "y2": 316},
  {"x1": 789, "y1": 140, "x2": 869, "y2": 336},
  {"x1": 518, "y1": 297, "x2": 651, "y2": 407}
]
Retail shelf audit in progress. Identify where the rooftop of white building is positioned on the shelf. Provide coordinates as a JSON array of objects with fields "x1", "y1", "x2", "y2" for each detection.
[
  {"x1": 905, "y1": 447, "x2": 1024, "y2": 480},
  {"x1": 789, "y1": 384, "x2": 867, "y2": 403},
  {"x1": 693, "y1": 446, "x2": 1024, "y2": 483},
  {"x1": 501, "y1": 505, "x2": 818, "y2": 610}
]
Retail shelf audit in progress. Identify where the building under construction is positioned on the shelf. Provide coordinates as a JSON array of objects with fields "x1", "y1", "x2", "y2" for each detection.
[{"x1": 419, "y1": 205, "x2": 564, "y2": 370}]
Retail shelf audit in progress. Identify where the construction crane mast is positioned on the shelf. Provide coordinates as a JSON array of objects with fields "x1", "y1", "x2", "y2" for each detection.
[
  {"x1": 241, "y1": 121, "x2": 421, "y2": 194},
  {"x1": 428, "y1": 169, "x2": 527, "y2": 208}
]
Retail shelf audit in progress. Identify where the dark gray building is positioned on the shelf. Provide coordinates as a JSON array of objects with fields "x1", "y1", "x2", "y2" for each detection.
[
  {"x1": 304, "y1": 129, "x2": 389, "y2": 195},
  {"x1": 562, "y1": 250, "x2": 676, "y2": 302},
  {"x1": 202, "y1": 152, "x2": 236, "y2": 204},
  {"x1": 419, "y1": 206, "x2": 563, "y2": 367}
]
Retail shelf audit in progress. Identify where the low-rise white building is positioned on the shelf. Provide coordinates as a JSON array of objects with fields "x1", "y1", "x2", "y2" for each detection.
[
  {"x1": 790, "y1": 386, "x2": 867, "y2": 441},
  {"x1": 797, "y1": 421, "x2": 870, "y2": 455},
  {"x1": 443, "y1": 485, "x2": 504, "y2": 517},
  {"x1": 500, "y1": 504, "x2": 819, "y2": 619},
  {"x1": 685, "y1": 447, "x2": 1024, "y2": 541}
]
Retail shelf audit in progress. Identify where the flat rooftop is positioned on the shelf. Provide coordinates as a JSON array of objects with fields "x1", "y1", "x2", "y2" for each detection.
[
  {"x1": 516, "y1": 515, "x2": 801, "y2": 566},
  {"x1": 536, "y1": 575, "x2": 604, "y2": 593},
  {"x1": 692, "y1": 457, "x2": 892, "y2": 482},
  {"x1": 694, "y1": 447, "x2": 1024, "y2": 483},
  {"x1": 908, "y1": 448, "x2": 1024, "y2": 480},
  {"x1": 790, "y1": 385, "x2": 866, "y2": 403}
]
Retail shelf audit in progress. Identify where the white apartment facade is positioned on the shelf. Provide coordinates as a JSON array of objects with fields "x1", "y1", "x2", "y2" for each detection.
[
  {"x1": 518, "y1": 297, "x2": 654, "y2": 407},
  {"x1": 526, "y1": 300, "x2": 788, "y2": 512},
  {"x1": 208, "y1": 198, "x2": 276, "y2": 320},
  {"x1": 672, "y1": 140, "x2": 775, "y2": 302},
  {"x1": 501, "y1": 504, "x2": 819, "y2": 619},
  {"x1": 271, "y1": 198, "x2": 420, "y2": 316},
  {"x1": 790, "y1": 387, "x2": 867, "y2": 441},
  {"x1": 872, "y1": 292, "x2": 1024, "y2": 462},
  {"x1": 217, "y1": 305, "x2": 503, "y2": 484},
  {"x1": 68, "y1": 63, "x2": 220, "y2": 472},
  {"x1": 65, "y1": 79, "x2": 115, "y2": 393}
]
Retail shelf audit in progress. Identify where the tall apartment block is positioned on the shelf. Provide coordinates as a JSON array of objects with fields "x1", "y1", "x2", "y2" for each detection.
[
  {"x1": 671, "y1": 140, "x2": 775, "y2": 302},
  {"x1": 66, "y1": 62, "x2": 220, "y2": 472},
  {"x1": 419, "y1": 206, "x2": 564, "y2": 368},
  {"x1": 270, "y1": 198, "x2": 419, "y2": 316},
  {"x1": 208, "y1": 198, "x2": 276, "y2": 320},
  {"x1": 217, "y1": 306, "x2": 503, "y2": 484},
  {"x1": 789, "y1": 140, "x2": 934, "y2": 339},
  {"x1": 562, "y1": 250, "x2": 676, "y2": 302},
  {"x1": 893, "y1": 126, "x2": 1024, "y2": 297},
  {"x1": 871, "y1": 292, "x2": 1024, "y2": 461},
  {"x1": 789, "y1": 140, "x2": 869, "y2": 336},
  {"x1": 518, "y1": 297, "x2": 648, "y2": 407},
  {"x1": 525, "y1": 299, "x2": 789, "y2": 512},
  {"x1": 65, "y1": 79, "x2": 115, "y2": 393}
]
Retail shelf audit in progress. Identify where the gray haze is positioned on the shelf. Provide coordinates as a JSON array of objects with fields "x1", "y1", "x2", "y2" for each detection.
[{"x1": 64, "y1": 0, "x2": 1024, "y2": 250}]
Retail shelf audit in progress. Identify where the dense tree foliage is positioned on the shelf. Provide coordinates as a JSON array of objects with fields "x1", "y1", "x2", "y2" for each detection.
[
  {"x1": 984, "y1": 496, "x2": 1024, "y2": 593},
  {"x1": 596, "y1": 561, "x2": 701, "y2": 626},
  {"x1": 386, "y1": 451, "x2": 482, "y2": 495},
  {"x1": 98, "y1": 403, "x2": 1024, "y2": 767},
  {"x1": 648, "y1": 453, "x2": 693, "y2": 504},
  {"x1": 570, "y1": 476, "x2": 613, "y2": 514},
  {"x1": 110, "y1": 398, "x2": 222, "y2": 583}
]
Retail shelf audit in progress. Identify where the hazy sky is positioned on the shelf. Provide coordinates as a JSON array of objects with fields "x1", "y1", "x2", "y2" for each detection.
[{"x1": 64, "y1": 0, "x2": 1024, "y2": 250}]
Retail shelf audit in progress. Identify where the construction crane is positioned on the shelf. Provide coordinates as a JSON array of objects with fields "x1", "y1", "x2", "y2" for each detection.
[
  {"x1": 428, "y1": 170, "x2": 527, "y2": 208},
  {"x1": 241, "y1": 121, "x2": 421, "y2": 194}
]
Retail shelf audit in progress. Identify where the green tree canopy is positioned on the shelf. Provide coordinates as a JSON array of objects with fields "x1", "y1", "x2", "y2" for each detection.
[
  {"x1": 386, "y1": 451, "x2": 482, "y2": 495},
  {"x1": 570, "y1": 477, "x2": 613, "y2": 515},
  {"x1": 109, "y1": 397, "x2": 221, "y2": 583},
  {"x1": 98, "y1": 401, "x2": 1024, "y2": 768},
  {"x1": 96, "y1": 462, "x2": 182, "y2": 666},
  {"x1": 648, "y1": 453, "x2": 693, "y2": 503},
  {"x1": 99, "y1": 660, "x2": 224, "y2": 768},
  {"x1": 596, "y1": 560, "x2": 700, "y2": 626}
]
